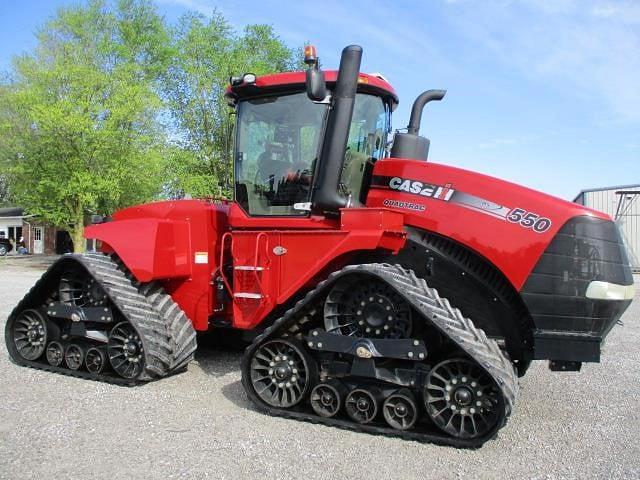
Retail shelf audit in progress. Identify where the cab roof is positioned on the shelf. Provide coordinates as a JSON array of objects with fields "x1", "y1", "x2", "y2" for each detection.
[{"x1": 226, "y1": 70, "x2": 399, "y2": 109}]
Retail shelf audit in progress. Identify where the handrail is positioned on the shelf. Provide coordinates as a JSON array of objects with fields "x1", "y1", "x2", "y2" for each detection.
[
  {"x1": 252, "y1": 232, "x2": 269, "y2": 299},
  {"x1": 217, "y1": 232, "x2": 234, "y2": 298}
]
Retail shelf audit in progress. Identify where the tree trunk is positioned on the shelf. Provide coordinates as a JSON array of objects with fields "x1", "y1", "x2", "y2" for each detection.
[
  {"x1": 71, "y1": 205, "x2": 85, "y2": 253},
  {"x1": 72, "y1": 225, "x2": 85, "y2": 253}
]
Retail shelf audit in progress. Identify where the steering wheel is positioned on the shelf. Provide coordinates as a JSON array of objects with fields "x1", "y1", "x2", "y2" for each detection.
[{"x1": 255, "y1": 160, "x2": 292, "y2": 188}]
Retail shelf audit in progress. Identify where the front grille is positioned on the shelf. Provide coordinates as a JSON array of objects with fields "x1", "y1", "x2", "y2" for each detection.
[{"x1": 521, "y1": 216, "x2": 633, "y2": 361}]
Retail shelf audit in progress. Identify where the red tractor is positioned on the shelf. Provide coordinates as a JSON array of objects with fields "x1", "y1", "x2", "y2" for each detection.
[{"x1": 6, "y1": 45, "x2": 634, "y2": 447}]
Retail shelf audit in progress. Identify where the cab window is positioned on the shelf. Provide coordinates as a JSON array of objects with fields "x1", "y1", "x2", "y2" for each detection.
[
  {"x1": 235, "y1": 93, "x2": 328, "y2": 216},
  {"x1": 339, "y1": 94, "x2": 389, "y2": 205}
]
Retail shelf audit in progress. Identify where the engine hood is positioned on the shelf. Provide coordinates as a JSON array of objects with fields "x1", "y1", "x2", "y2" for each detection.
[{"x1": 366, "y1": 158, "x2": 610, "y2": 290}]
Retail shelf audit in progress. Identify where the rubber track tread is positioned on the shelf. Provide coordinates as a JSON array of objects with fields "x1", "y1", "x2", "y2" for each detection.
[{"x1": 241, "y1": 263, "x2": 518, "y2": 448}]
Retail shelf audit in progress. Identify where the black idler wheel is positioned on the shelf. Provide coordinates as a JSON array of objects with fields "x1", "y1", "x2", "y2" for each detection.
[
  {"x1": 11, "y1": 309, "x2": 48, "y2": 361},
  {"x1": 85, "y1": 347, "x2": 108, "y2": 374},
  {"x1": 46, "y1": 341, "x2": 64, "y2": 367},
  {"x1": 345, "y1": 388, "x2": 379, "y2": 424},
  {"x1": 324, "y1": 277, "x2": 412, "y2": 339},
  {"x1": 65, "y1": 344, "x2": 85, "y2": 370},
  {"x1": 310, "y1": 380, "x2": 345, "y2": 418},
  {"x1": 108, "y1": 322, "x2": 144, "y2": 379},
  {"x1": 249, "y1": 338, "x2": 316, "y2": 408},
  {"x1": 383, "y1": 389, "x2": 419, "y2": 431},
  {"x1": 59, "y1": 268, "x2": 107, "y2": 307},
  {"x1": 425, "y1": 358, "x2": 502, "y2": 439}
]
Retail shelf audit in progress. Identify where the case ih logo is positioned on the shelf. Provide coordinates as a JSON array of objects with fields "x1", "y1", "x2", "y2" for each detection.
[{"x1": 388, "y1": 176, "x2": 455, "y2": 201}]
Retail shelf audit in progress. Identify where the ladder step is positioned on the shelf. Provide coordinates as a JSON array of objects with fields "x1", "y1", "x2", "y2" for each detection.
[
  {"x1": 234, "y1": 266, "x2": 265, "y2": 271},
  {"x1": 234, "y1": 292, "x2": 263, "y2": 299}
]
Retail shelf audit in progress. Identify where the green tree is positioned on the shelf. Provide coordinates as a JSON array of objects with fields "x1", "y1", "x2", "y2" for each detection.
[
  {"x1": 0, "y1": 176, "x2": 10, "y2": 207},
  {"x1": 162, "y1": 12, "x2": 300, "y2": 198},
  {"x1": 0, "y1": 0, "x2": 170, "y2": 252}
]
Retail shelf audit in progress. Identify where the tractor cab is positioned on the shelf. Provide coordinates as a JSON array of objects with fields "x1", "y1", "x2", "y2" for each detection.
[{"x1": 226, "y1": 46, "x2": 398, "y2": 218}]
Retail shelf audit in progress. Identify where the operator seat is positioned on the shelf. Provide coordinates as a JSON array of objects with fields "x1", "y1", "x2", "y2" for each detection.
[{"x1": 256, "y1": 143, "x2": 291, "y2": 186}]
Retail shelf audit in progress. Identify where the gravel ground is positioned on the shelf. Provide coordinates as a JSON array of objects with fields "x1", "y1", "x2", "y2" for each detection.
[{"x1": 1, "y1": 258, "x2": 639, "y2": 480}]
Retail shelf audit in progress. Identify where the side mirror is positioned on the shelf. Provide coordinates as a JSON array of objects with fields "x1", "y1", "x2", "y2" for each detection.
[
  {"x1": 306, "y1": 67, "x2": 326, "y2": 101},
  {"x1": 304, "y1": 44, "x2": 327, "y2": 101}
]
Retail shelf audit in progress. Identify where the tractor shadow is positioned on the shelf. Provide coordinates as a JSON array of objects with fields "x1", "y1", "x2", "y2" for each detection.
[
  {"x1": 220, "y1": 380, "x2": 254, "y2": 410},
  {"x1": 194, "y1": 332, "x2": 245, "y2": 377},
  {"x1": 194, "y1": 332, "x2": 256, "y2": 410}
]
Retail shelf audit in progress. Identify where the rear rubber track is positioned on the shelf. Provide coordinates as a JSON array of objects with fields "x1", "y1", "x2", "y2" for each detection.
[
  {"x1": 241, "y1": 263, "x2": 518, "y2": 448},
  {"x1": 5, "y1": 252, "x2": 197, "y2": 384}
]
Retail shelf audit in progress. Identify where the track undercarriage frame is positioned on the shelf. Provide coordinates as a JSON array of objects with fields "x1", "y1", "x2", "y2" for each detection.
[{"x1": 241, "y1": 263, "x2": 517, "y2": 447}]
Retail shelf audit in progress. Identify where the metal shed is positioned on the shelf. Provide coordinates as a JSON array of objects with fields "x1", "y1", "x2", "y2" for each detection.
[{"x1": 573, "y1": 184, "x2": 640, "y2": 272}]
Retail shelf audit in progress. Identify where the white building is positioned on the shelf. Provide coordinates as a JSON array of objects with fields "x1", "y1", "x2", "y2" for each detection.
[
  {"x1": 573, "y1": 184, "x2": 640, "y2": 271},
  {"x1": 0, "y1": 207, "x2": 25, "y2": 248}
]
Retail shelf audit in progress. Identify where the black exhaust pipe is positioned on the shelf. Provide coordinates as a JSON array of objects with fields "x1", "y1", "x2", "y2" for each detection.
[
  {"x1": 391, "y1": 89, "x2": 446, "y2": 161},
  {"x1": 312, "y1": 45, "x2": 362, "y2": 213}
]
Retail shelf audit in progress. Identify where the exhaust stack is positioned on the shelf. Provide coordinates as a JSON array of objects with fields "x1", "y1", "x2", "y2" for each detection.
[
  {"x1": 312, "y1": 45, "x2": 363, "y2": 213},
  {"x1": 390, "y1": 89, "x2": 446, "y2": 161}
]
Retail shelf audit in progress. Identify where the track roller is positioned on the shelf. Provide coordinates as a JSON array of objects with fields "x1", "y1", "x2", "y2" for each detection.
[
  {"x1": 345, "y1": 388, "x2": 379, "y2": 424},
  {"x1": 383, "y1": 389, "x2": 419, "y2": 431},
  {"x1": 85, "y1": 347, "x2": 108, "y2": 374},
  {"x1": 310, "y1": 380, "x2": 345, "y2": 418},
  {"x1": 45, "y1": 341, "x2": 64, "y2": 367},
  {"x1": 65, "y1": 344, "x2": 85, "y2": 370}
]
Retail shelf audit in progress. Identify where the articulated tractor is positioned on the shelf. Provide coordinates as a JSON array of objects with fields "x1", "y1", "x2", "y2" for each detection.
[{"x1": 6, "y1": 45, "x2": 634, "y2": 447}]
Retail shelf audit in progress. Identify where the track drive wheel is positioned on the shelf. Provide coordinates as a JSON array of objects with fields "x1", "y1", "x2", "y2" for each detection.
[
  {"x1": 425, "y1": 358, "x2": 503, "y2": 439},
  {"x1": 249, "y1": 338, "x2": 316, "y2": 408},
  {"x1": 108, "y1": 322, "x2": 144, "y2": 379},
  {"x1": 59, "y1": 268, "x2": 107, "y2": 307},
  {"x1": 11, "y1": 309, "x2": 48, "y2": 361},
  {"x1": 324, "y1": 277, "x2": 412, "y2": 339}
]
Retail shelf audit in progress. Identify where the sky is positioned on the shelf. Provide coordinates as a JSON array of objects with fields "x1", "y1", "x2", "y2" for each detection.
[{"x1": 0, "y1": 0, "x2": 638, "y2": 200}]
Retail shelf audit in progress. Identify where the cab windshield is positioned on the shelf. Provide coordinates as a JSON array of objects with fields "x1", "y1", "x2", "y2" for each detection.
[{"x1": 234, "y1": 92, "x2": 328, "y2": 216}]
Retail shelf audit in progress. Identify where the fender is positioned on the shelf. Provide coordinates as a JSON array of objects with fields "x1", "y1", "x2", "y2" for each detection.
[
  {"x1": 84, "y1": 217, "x2": 191, "y2": 282},
  {"x1": 367, "y1": 159, "x2": 610, "y2": 291}
]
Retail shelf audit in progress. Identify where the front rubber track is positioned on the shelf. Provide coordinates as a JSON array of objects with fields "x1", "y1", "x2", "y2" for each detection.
[
  {"x1": 5, "y1": 252, "x2": 197, "y2": 384},
  {"x1": 241, "y1": 263, "x2": 518, "y2": 448}
]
